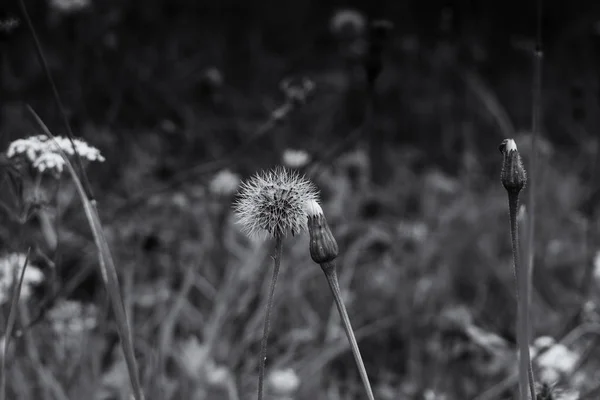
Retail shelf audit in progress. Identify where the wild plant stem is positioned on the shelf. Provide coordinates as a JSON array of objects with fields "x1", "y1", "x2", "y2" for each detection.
[
  {"x1": 257, "y1": 234, "x2": 283, "y2": 400},
  {"x1": 27, "y1": 108, "x2": 145, "y2": 400},
  {"x1": 508, "y1": 193, "x2": 535, "y2": 400},
  {"x1": 321, "y1": 261, "x2": 375, "y2": 400}
]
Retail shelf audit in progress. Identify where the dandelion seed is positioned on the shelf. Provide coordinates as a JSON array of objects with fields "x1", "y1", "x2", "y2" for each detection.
[
  {"x1": 233, "y1": 167, "x2": 318, "y2": 240},
  {"x1": 0, "y1": 253, "x2": 43, "y2": 304},
  {"x1": 282, "y1": 149, "x2": 310, "y2": 169},
  {"x1": 209, "y1": 169, "x2": 241, "y2": 196}
]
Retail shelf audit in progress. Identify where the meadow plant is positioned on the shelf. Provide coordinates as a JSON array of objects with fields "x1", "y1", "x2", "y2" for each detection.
[
  {"x1": 233, "y1": 167, "x2": 317, "y2": 400},
  {"x1": 304, "y1": 199, "x2": 375, "y2": 400},
  {"x1": 0, "y1": 253, "x2": 43, "y2": 304},
  {"x1": 499, "y1": 138, "x2": 536, "y2": 399}
]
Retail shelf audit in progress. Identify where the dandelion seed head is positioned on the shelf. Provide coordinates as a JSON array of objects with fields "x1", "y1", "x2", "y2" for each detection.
[
  {"x1": 0, "y1": 253, "x2": 43, "y2": 304},
  {"x1": 234, "y1": 167, "x2": 318, "y2": 240}
]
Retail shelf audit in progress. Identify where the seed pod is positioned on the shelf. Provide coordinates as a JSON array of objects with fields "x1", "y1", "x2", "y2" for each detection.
[
  {"x1": 499, "y1": 138, "x2": 527, "y2": 194},
  {"x1": 305, "y1": 200, "x2": 339, "y2": 264}
]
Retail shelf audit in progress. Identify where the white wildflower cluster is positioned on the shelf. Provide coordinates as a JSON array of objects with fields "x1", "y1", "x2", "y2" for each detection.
[
  {"x1": 209, "y1": 169, "x2": 240, "y2": 196},
  {"x1": 48, "y1": 0, "x2": 91, "y2": 13},
  {"x1": 0, "y1": 253, "x2": 44, "y2": 304},
  {"x1": 6, "y1": 135, "x2": 104, "y2": 175},
  {"x1": 48, "y1": 300, "x2": 98, "y2": 362},
  {"x1": 282, "y1": 149, "x2": 310, "y2": 169},
  {"x1": 48, "y1": 300, "x2": 98, "y2": 336},
  {"x1": 532, "y1": 336, "x2": 579, "y2": 384}
]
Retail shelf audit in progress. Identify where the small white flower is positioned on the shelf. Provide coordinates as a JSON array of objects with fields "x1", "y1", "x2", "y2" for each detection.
[
  {"x1": 48, "y1": 300, "x2": 98, "y2": 336},
  {"x1": 0, "y1": 253, "x2": 44, "y2": 304},
  {"x1": 6, "y1": 134, "x2": 104, "y2": 175},
  {"x1": 282, "y1": 149, "x2": 311, "y2": 169},
  {"x1": 304, "y1": 199, "x2": 323, "y2": 217},
  {"x1": 330, "y1": 8, "x2": 366, "y2": 36},
  {"x1": 209, "y1": 169, "x2": 240, "y2": 196},
  {"x1": 536, "y1": 343, "x2": 579, "y2": 384},
  {"x1": 233, "y1": 167, "x2": 318, "y2": 239},
  {"x1": 267, "y1": 368, "x2": 300, "y2": 396},
  {"x1": 33, "y1": 152, "x2": 66, "y2": 173}
]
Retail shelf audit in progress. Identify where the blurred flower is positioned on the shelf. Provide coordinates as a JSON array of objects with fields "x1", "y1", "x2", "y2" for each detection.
[
  {"x1": 48, "y1": 300, "x2": 98, "y2": 336},
  {"x1": 177, "y1": 336, "x2": 210, "y2": 378},
  {"x1": 330, "y1": 8, "x2": 366, "y2": 37},
  {"x1": 233, "y1": 167, "x2": 318, "y2": 239},
  {"x1": 202, "y1": 67, "x2": 224, "y2": 89},
  {"x1": 282, "y1": 149, "x2": 310, "y2": 169},
  {"x1": 533, "y1": 337, "x2": 579, "y2": 384},
  {"x1": 0, "y1": 253, "x2": 43, "y2": 304},
  {"x1": 268, "y1": 368, "x2": 300, "y2": 396},
  {"x1": 593, "y1": 250, "x2": 600, "y2": 282},
  {"x1": 280, "y1": 77, "x2": 315, "y2": 105},
  {"x1": 209, "y1": 169, "x2": 240, "y2": 196},
  {"x1": 7, "y1": 134, "x2": 104, "y2": 176},
  {"x1": 48, "y1": 0, "x2": 91, "y2": 13}
]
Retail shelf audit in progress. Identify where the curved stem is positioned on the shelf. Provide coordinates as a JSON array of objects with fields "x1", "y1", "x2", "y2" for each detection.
[
  {"x1": 257, "y1": 235, "x2": 283, "y2": 400},
  {"x1": 508, "y1": 193, "x2": 535, "y2": 400},
  {"x1": 321, "y1": 262, "x2": 375, "y2": 400}
]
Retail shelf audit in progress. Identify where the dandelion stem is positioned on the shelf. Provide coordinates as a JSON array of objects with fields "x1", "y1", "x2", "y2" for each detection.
[
  {"x1": 507, "y1": 192, "x2": 535, "y2": 400},
  {"x1": 257, "y1": 234, "x2": 283, "y2": 400},
  {"x1": 321, "y1": 261, "x2": 375, "y2": 400}
]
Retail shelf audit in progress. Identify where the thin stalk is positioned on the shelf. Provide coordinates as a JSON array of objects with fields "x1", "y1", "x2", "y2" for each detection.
[
  {"x1": 508, "y1": 193, "x2": 535, "y2": 400},
  {"x1": 27, "y1": 108, "x2": 144, "y2": 400},
  {"x1": 257, "y1": 234, "x2": 283, "y2": 400},
  {"x1": 320, "y1": 261, "x2": 375, "y2": 400}
]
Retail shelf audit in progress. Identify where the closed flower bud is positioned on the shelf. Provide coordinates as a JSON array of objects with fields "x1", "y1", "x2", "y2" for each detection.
[
  {"x1": 499, "y1": 138, "x2": 527, "y2": 194},
  {"x1": 305, "y1": 200, "x2": 339, "y2": 264}
]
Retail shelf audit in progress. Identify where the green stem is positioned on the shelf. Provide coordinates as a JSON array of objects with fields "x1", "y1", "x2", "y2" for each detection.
[
  {"x1": 508, "y1": 192, "x2": 535, "y2": 400},
  {"x1": 321, "y1": 262, "x2": 375, "y2": 400},
  {"x1": 257, "y1": 235, "x2": 283, "y2": 400}
]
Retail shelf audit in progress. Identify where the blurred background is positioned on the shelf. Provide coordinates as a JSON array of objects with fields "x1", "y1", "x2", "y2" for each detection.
[{"x1": 1, "y1": 0, "x2": 600, "y2": 399}]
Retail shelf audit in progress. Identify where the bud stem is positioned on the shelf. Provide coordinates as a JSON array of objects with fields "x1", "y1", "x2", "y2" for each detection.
[
  {"x1": 257, "y1": 234, "x2": 283, "y2": 400},
  {"x1": 507, "y1": 192, "x2": 535, "y2": 400},
  {"x1": 321, "y1": 262, "x2": 375, "y2": 400}
]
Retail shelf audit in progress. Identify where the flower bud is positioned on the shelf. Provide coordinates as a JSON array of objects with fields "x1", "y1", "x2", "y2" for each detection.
[
  {"x1": 305, "y1": 200, "x2": 339, "y2": 264},
  {"x1": 499, "y1": 138, "x2": 527, "y2": 194}
]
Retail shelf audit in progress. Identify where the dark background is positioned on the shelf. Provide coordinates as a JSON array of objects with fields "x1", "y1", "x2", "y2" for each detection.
[{"x1": 1, "y1": 0, "x2": 600, "y2": 399}]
